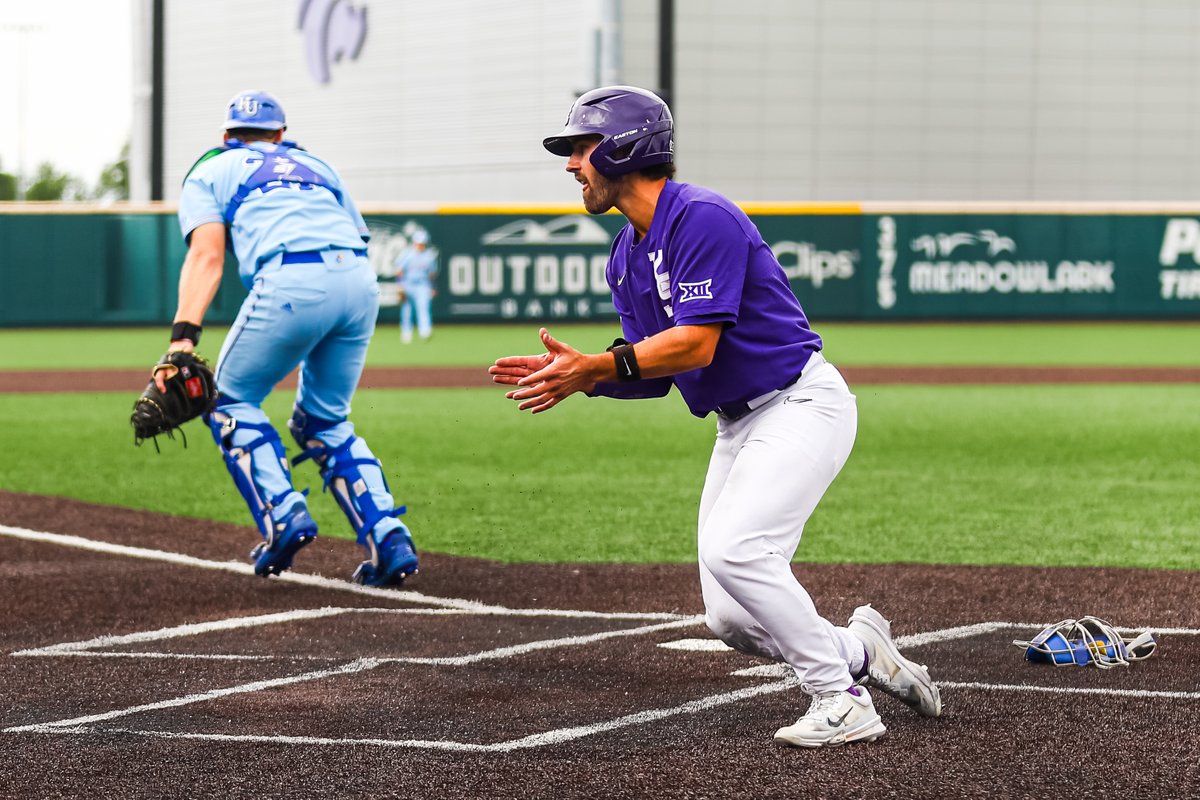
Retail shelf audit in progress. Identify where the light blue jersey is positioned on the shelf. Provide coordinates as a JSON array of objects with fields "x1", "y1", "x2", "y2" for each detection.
[
  {"x1": 178, "y1": 140, "x2": 370, "y2": 288},
  {"x1": 175, "y1": 89, "x2": 418, "y2": 586},
  {"x1": 397, "y1": 247, "x2": 438, "y2": 289},
  {"x1": 176, "y1": 136, "x2": 410, "y2": 564},
  {"x1": 394, "y1": 244, "x2": 438, "y2": 342}
]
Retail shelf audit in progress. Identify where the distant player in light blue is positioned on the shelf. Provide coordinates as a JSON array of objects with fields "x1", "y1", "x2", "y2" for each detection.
[
  {"x1": 395, "y1": 230, "x2": 438, "y2": 343},
  {"x1": 166, "y1": 90, "x2": 418, "y2": 586}
]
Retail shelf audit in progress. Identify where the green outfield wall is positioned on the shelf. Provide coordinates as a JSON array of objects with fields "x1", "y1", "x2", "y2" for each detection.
[{"x1": 1, "y1": 203, "x2": 1198, "y2": 325}]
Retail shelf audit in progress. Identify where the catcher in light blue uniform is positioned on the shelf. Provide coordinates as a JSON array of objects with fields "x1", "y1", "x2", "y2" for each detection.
[{"x1": 168, "y1": 90, "x2": 418, "y2": 586}]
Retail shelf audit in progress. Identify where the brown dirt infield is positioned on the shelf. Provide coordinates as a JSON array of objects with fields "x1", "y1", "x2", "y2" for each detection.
[
  {"x1": 2, "y1": 366, "x2": 1198, "y2": 798},
  {"x1": 2, "y1": 489, "x2": 1198, "y2": 799}
]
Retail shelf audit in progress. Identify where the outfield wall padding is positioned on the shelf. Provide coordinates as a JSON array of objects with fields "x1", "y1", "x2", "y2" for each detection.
[{"x1": 1, "y1": 204, "x2": 1197, "y2": 325}]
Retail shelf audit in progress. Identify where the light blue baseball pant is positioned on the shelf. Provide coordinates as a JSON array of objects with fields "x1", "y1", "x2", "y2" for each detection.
[
  {"x1": 212, "y1": 250, "x2": 398, "y2": 531},
  {"x1": 400, "y1": 283, "x2": 434, "y2": 340}
]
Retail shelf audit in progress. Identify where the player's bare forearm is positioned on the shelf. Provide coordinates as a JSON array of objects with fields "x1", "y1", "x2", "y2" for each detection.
[
  {"x1": 528, "y1": 323, "x2": 720, "y2": 385},
  {"x1": 173, "y1": 222, "x2": 226, "y2": 328},
  {"x1": 620, "y1": 323, "x2": 723, "y2": 379},
  {"x1": 498, "y1": 323, "x2": 721, "y2": 414}
]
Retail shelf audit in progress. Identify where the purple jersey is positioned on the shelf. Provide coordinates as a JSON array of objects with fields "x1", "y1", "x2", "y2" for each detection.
[{"x1": 596, "y1": 181, "x2": 822, "y2": 417}]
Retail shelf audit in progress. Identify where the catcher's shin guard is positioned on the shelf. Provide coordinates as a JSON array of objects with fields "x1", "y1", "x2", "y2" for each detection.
[
  {"x1": 208, "y1": 407, "x2": 305, "y2": 540},
  {"x1": 289, "y1": 406, "x2": 418, "y2": 585}
]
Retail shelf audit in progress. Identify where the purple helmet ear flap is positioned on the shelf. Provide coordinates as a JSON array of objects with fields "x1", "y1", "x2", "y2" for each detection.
[{"x1": 589, "y1": 118, "x2": 674, "y2": 178}]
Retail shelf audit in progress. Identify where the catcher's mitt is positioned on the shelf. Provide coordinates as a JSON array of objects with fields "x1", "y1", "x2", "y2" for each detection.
[{"x1": 131, "y1": 350, "x2": 217, "y2": 448}]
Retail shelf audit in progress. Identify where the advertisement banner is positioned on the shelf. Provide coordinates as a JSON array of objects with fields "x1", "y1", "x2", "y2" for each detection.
[
  {"x1": 1, "y1": 207, "x2": 1197, "y2": 326},
  {"x1": 752, "y1": 214, "x2": 864, "y2": 319},
  {"x1": 866, "y1": 213, "x2": 1200, "y2": 319},
  {"x1": 364, "y1": 211, "x2": 869, "y2": 323},
  {"x1": 364, "y1": 213, "x2": 626, "y2": 323}
]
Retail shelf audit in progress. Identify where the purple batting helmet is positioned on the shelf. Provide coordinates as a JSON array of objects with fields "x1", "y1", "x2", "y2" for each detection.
[
  {"x1": 224, "y1": 90, "x2": 287, "y2": 131},
  {"x1": 543, "y1": 85, "x2": 673, "y2": 178}
]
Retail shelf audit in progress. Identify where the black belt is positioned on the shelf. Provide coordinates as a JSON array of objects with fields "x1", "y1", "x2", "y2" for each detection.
[
  {"x1": 281, "y1": 248, "x2": 367, "y2": 264},
  {"x1": 715, "y1": 371, "x2": 805, "y2": 421}
]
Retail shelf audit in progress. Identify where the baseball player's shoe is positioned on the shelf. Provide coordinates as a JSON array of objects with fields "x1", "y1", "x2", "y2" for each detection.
[
  {"x1": 250, "y1": 506, "x2": 318, "y2": 577},
  {"x1": 352, "y1": 524, "x2": 419, "y2": 587},
  {"x1": 774, "y1": 685, "x2": 886, "y2": 748},
  {"x1": 848, "y1": 604, "x2": 942, "y2": 717}
]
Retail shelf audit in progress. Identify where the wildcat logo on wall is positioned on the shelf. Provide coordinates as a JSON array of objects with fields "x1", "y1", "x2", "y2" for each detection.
[{"x1": 298, "y1": 0, "x2": 368, "y2": 84}]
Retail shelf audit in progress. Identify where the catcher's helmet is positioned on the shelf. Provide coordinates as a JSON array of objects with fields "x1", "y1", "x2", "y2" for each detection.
[
  {"x1": 224, "y1": 90, "x2": 287, "y2": 131},
  {"x1": 543, "y1": 85, "x2": 673, "y2": 178},
  {"x1": 1013, "y1": 616, "x2": 1157, "y2": 669}
]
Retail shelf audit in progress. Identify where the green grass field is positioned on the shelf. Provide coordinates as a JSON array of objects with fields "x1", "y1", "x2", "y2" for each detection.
[
  {"x1": 1, "y1": 322, "x2": 1197, "y2": 569},
  {"x1": 3, "y1": 321, "x2": 1200, "y2": 369}
]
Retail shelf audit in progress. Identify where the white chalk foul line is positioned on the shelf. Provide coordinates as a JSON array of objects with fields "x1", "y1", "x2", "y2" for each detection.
[
  {"x1": 25, "y1": 652, "x2": 321, "y2": 662},
  {"x1": 11, "y1": 607, "x2": 484, "y2": 658},
  {"x1": 904, "y1": 621, "x2": 1200, "y2": 643},
  {"x1": 0, "y1": 524, "x2": 689, "y2": 622},
  {"x1": 5, "y1": 617, "x2": 707, "y2": 735},
  {"x1": 731, "y1": 669, "x2": 1200, "y2": 702},
  {"x1": 662, "y1": 621, "x2": 1052, "y2": 661},
  {"x1": 399, "y1": 617, "x2": 703, "y2": 666},
  {"x1": 12, "y1": 679, "x2": 797, "y2": 751},
  {"x1": 5, "y1": 658, "x2": 383, "y2": 733},
  {"x1": 12, "y1": 607, "x2": 358, "y2": 656},
  {"x1": 940, "y1": 681, "x2": 1200, "y2": 701},
  {"x1": 493, "y1": 679, "x2": 794, "y2": 751},
  {"x1": 13, "y1": 604, "x2": 703, "y2": 662}
]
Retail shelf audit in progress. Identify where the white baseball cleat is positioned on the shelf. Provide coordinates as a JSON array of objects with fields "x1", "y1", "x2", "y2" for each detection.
[
  {"x1": 848, "y1": 604, "x2": 942, "y2": 718},
  {"x1": 773, "y1": 686, "x2": 886, "y2": 748}
]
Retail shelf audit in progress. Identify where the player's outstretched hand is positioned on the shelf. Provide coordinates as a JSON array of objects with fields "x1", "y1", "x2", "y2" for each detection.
[
  {"x1": 489, "y1": 351, "x2": 553, "y2": 386},
  {"x1": 495, "y1": 328, "x2": 598, "y2": 414}
]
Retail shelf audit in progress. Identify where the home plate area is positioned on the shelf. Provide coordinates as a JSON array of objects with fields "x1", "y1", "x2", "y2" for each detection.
[
  {"x1": 11, "y1": 595, "x2": 1198, "y2": 750},
  {"x1": 4, "y1": 500, "x2": 1200, "y2": 797},
  {"x1": 8, "y1": 602, "x2": 798, "y2": 749}
]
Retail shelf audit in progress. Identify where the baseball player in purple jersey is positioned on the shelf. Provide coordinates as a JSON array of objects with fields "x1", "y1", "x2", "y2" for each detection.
[{"x1": 490, "y1": 86, "x2": 942, "y2": 748}]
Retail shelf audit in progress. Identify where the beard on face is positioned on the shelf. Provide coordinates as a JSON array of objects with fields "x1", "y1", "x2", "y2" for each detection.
[{"x1": 583, "y1": 170, "x2": 620, "y2": 215}]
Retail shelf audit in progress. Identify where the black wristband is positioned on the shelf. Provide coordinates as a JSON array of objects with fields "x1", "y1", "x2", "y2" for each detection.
[
  {"x1": 171, "y1": 321, "x2": 203, "y2": 345},
  {"x1": 610, "y1": 343, "x2": 641, "y2": 382},
  {"x1": 605, "y1": 338, "x2": 630, "y2": 351}
]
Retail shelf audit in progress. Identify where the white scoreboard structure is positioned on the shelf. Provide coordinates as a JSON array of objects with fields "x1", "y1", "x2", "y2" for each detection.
[{"x1": 131, "y1": 0, "x2": 1200, "y2": 205}]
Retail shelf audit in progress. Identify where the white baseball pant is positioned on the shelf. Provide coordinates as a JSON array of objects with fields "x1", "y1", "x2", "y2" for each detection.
[{"x1": 698, "y1": 352, "x2": 866, "y2": 693}]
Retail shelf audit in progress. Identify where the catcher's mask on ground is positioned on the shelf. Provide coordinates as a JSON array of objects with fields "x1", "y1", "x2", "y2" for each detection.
[{"x1": 1012, "y1": 616, "x2": 1157, "y2": 668}]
